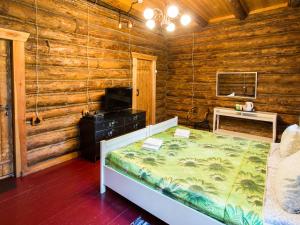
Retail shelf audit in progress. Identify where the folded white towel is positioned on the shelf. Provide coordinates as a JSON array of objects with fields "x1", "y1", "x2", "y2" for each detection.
[
  {"x1": 174, "y1": 128, "x2": 190, "y2": 138},
  {"x1": 142, "y1": 138, "x2": 163, "y2": 151}
]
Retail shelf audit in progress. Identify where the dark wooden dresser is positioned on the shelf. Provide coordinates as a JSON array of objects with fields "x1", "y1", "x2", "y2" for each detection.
[{"x1": 79, "y1": 109, "x2": 146, "y2": 162}]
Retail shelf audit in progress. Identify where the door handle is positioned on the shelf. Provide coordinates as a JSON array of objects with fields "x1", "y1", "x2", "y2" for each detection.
[
  {"x1": 4, "y1": 105, "x2": 9, "y2": 116},
  {"x1": 0, "y1": 105, "x2": 9, "y2": 110},
  {"x1": 136, "y1": 89, "x2": 139, "y2": 96},
  {"x1": 0, "y1": 105, "x2": 10, "y2": 116}
]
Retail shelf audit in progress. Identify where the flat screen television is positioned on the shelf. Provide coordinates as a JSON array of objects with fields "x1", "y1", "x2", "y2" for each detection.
[{"x1": 105, "y1": 87, "x2": 132, "y2": 111}]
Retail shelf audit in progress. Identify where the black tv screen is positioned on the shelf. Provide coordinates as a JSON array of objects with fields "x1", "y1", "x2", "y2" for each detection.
[{"x1": 105, "y1": 87, "x2": 132, "y2": 111}]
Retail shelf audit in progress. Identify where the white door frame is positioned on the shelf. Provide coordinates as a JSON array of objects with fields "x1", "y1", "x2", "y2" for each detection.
[{"x1": 131, "y1": 52, "x2": 157, "y2": 125}]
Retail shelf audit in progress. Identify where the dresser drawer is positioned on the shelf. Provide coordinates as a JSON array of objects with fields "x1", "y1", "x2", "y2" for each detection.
[
  {"x1": 95, "y1": 130, "x2": 107, "y2": 141},
  {"x1": 107, "y1": 127, "x2": 125, "y2": 139},
  {"x1": 125, "y1": 120, "x2": 146, "y2": 132},
  {"x1": 95, "y1": 118, "x2": 123, "y2": 130},
  {"x1": 124, "y1": 113, "x2": 146, "y2": 125},
  {"x1": 95, "y1": 127, "x2": 124, "y2": 142}
]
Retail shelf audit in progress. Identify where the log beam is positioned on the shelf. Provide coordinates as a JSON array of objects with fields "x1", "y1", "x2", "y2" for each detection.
[
  {"x1": 87, "y1": 0, "x2": 143, "y2": 22},
  {"x1": 227, "y1": 0, "x2": 248, "y2": 20},
  {"x1": 190, "y1": 12, "x2": 209, "y2": 28},
  {"x1": 288, "y1": 0, "x2": 300, "y2": 7}
]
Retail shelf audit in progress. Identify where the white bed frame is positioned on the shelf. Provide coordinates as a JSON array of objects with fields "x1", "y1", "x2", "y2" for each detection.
[{"x1": 100, "y1": 117, "x2": 223, "y2": 225}]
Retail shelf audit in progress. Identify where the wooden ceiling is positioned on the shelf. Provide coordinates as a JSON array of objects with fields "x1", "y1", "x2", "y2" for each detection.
[{"x1": 97, "y1": 0, "x2": 300, "y2": 27}]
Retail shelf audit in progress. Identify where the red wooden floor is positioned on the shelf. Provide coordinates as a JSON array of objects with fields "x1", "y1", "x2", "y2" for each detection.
[{"x1": 0, "y1": 158, "x2": 166, "y2": 225}]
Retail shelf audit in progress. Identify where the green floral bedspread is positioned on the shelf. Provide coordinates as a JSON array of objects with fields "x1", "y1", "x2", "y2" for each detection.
[{"x1": 106, "y1": 126, "x2": 270, "y2": 225}]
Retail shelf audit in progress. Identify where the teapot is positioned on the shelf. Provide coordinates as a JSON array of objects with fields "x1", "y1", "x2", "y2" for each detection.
[{"x1": 244, "y1": 102, "x2": 254, "y2": 112}]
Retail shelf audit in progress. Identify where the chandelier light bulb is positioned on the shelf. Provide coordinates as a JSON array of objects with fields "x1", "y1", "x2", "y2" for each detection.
[
  {"x1": 144, "y1": 8, "x2": 154, "y2": 20},
  {"x1": 166, "y1": 23, "x2": 175, "y2": 32},
  {"x1": 128, "y1": 20, "x2": 133, "y2": 29},
  {"x1": 118, "y1": 22, "x2": 122, "y2": 29},
  {"x1": 167, "y1": 5, "x2": 179, "y2": 18},
  {"x1": 146, "y1": 20, "x2": 156, "y2": 29},
  {"x1": 181, "y1": 14, "x2": 191, "y2": 26}
]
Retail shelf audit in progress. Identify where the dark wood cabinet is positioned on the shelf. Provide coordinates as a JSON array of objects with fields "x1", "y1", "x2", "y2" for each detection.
[{"x1": 79, "y1": 109, "x2": 146, "y2": 162}]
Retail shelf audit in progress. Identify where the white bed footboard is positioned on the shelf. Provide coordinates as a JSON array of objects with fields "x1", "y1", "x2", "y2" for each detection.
[
  {"x1": 104, "y1": 166, "x2": 223, "y2": 225},
  {"x1": 99, "y1": 117, "x2": 224, "y2": 225},
  {"x1": 100, "y1": 126, "x2": 149, "y2": 193}
]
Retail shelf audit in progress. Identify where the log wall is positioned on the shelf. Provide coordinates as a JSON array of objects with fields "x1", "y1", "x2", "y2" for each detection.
[
  {"x1": 0, "y1": 0, "x2": 168, "y2": 167},
  {"x1": 166, "y1": 8, "x2": 300, "y2": 139},
  {"x1": 0, "y1": 0, "x2": 299, "y2": 171}
]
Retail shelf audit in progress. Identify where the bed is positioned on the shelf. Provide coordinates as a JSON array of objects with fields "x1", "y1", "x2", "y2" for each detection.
[
  {"x1": 264, "y1": 144, "x2": 300, "y2": 225},
  {"x1": 100, "y1": 117, "x2": 298, "y2": 225}
]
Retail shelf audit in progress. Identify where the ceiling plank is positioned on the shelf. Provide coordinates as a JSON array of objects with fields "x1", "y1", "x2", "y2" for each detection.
[
  {"x1": 175, "y1": 0, "x2": 208, "y2": 27},
  {"x1": 227, "y1": 0, "x2": 248, "y2": 20},
  {"x1": 288, "y1": 0, "x2": 300, "y2": 7}
]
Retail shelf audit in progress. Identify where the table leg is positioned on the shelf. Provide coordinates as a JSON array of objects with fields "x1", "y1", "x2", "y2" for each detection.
[
  {"x1": 213, "y1": 111, "x2": 216, "y2": 132},
  {"x1": 272, "y1": 119, "x2": 277, "y2": 143},
  {"x1": 216, "y1": 115, "x2": 220, "y2": 131}
]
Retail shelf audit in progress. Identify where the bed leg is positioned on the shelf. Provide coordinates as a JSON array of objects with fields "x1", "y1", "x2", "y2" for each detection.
[
  {"x1": 100, "y1": 140, "x2": 106, "y2": 194},
  {"x1": 100, "y1": 185, "x2": 106, "y2": 194}
]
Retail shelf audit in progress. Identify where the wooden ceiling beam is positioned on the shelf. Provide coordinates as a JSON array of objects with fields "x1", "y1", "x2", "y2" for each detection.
[
  {"x1": 180, "y1": 11, "x2": 207, "y2": 28},
  {"x1": 227, "y1": 0, "x2": 248, "y2": 20},
  {"x1": 190, "y1": 12, "x2": 208, "y2": 27},
  {"x1": 175, "y1": 0, "x2": 208, "y2": 27},
  {"x1": 87, "y1": 0, "x2": 143, "y2": 22},
  {"x1": 288, "y1": 0, "x2": 300, "y2": 7}
]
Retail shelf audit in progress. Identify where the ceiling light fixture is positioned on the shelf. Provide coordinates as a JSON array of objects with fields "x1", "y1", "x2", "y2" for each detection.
[
  {"x1": 143, "y1": 5, "x2": 192, "y2": 32},
  {"x1": 146, "y1": 19, "x2": 156, "y2": 29},
  {"x1": 166, "y1": 23, "x2": 176, "y2": 32},
  {"x1": 180, "y1": 14, "x2": 191, "y2": 26},
  {"x1": 117, "y1": 0, "x2": 143, "y2": 29},
  {"x1": 167, "y1": 5, "x2": 179, "y2": 18},
  {"x1": 127, "y1": 20, "x2": 133, "y2": 29},
  {"x1": 144, "y1": 8, "x2": 154, "y2": 20}
]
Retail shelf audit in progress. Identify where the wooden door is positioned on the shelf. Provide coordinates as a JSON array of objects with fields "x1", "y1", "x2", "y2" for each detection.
[
  {"x1": 132, "y1": 53, "x2": 157, "y2": 126},
  {"x1": 0, "y1": 39, "x2": 14, "y2": 179},
  {"x1": 132, "y1": 53, "x2": 156, "y2": 125},
  {"x1": 135, "y1": 59, "x2": 153, "y2": 125}
]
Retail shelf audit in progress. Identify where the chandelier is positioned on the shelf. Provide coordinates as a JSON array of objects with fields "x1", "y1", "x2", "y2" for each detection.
[{"x1": 143, "y1": 5, "x2": 191, "y2": 32}]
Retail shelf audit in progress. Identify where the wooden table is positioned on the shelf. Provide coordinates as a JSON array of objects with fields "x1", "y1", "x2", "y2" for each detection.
[{"x1": 213, "y1": 107, "x2": 277, "y2": 143}]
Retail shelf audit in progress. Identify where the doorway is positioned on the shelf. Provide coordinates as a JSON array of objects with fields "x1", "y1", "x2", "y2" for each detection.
[
  {"x1": 0, "y1": 27, "x2": 29, "y2": 178},
  {"x1": 132, "y1": 53, "x2": 157, "y2": 125},
  {"x1": 0, "y1": 39, "x2": 14, "y2": 180}
]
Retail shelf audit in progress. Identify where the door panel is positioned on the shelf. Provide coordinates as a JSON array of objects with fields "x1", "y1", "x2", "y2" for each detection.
[
  {"x1": 0, "y1": 39, "x2": 14, "y2": 179},
  {"x1": 136, "y1": 59, "x2": 153, "y2": 125}
]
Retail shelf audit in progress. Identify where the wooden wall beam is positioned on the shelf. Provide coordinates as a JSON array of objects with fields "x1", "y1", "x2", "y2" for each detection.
[
  {"x1": 288, "y1": 0, "x2": 300, "y2": 7},
  {"x1": 228, "y1": 0, "x2": 248, "y2": 20},
  {"x1": 24, "y1": 152, "x2": 79, "y2": 176}
]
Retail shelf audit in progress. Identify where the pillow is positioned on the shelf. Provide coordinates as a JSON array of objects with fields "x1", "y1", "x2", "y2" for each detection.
[
  {"x1": 279, "y1": 124, "x2": 300, "y2": 158},
  {"x1": 275, "y1": 150, "x2": 300, "y2": 214}
]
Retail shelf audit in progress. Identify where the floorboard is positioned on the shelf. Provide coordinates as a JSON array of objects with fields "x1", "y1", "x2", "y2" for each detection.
[
  {"x1": 0, "y1": 178, "x2": 16, "y2": 194},
  {"x1": 0, "y1": 158, "x2": 166, "y2": 225}
]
